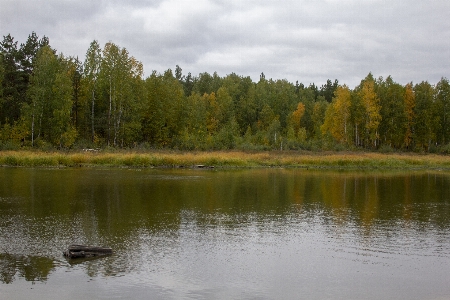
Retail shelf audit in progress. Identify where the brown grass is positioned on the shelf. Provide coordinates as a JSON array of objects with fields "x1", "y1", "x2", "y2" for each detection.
[{"x1": 0, "y1": 150, "x2": 449, "y2": 170}]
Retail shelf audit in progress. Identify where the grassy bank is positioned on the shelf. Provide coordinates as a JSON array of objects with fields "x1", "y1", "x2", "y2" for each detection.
[{"x1": 1, "y1": 150, "x2": 450, "y2": 170}]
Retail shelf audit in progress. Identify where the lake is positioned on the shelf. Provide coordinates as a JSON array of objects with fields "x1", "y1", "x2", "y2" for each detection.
[{"x1": 0, "y1": 167, "x2": 449, "y2": 300}]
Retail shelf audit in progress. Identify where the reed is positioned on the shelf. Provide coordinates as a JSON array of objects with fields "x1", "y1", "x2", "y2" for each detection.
[{"x1": 0, "y1": 150, "x2": 450, "y2": 170}]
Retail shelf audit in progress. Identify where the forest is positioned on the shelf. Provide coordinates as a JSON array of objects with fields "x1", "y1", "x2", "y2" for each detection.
[{"x1": 1, "y1": 32, "x2": 450, "y2": 153}]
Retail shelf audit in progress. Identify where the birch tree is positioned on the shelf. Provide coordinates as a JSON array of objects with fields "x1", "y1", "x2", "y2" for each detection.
[
  {"x1": 321, "y1": 85, "x2": 352, "y2": 144},
  {"x1": 83, "y1": 40, "x2": 102, "y2": 143},
  {"x1": 100, "y1": 42, "x2": 143, "y2": 146},
  {"x1": 26, "y1": 46, "x2": 75, "y2": 147},
  {"x1": 358, "y1": 77, "x2": 381, "y2": 148}
]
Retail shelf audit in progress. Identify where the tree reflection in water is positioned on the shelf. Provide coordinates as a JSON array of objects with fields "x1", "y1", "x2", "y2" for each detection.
[{"x1": 0, "y1": 253, "x2": 55, "y2": 284}]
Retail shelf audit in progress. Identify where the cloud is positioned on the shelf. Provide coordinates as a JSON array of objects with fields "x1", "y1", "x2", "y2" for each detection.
[{"x1": 1, "y1": 0, "x2": 450, "y2": 87}]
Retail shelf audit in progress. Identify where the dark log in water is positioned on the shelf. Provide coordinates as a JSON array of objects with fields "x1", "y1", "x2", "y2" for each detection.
[
  {"x1": 193, "y1": 165, "x2": 214, "y2": 169},
  {"x1": 63, "y1": 244, "x2": 112, "y2": 259}
]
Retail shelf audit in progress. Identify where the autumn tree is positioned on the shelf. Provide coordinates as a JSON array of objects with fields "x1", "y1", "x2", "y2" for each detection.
[
  {"x1": 321, "y1": 85, "x2": 352, "y2": 145},
  {"x1": 290, "y1": 102, "x2": 305, "y2": 133},
  {"x1": 287, "y1": 102, "x2": 306, "y2": 144},
  {"x1": 358, "y1": 75, "x2": 381, "y2": 148}
]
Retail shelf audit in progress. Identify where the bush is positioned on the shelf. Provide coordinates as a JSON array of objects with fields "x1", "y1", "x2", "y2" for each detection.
[
  {"x1": 333, "y1": 143, "x2": 348, "y2": 152},
  {"x1": 0, "y1": 141, "x2": 20, "y2": 151},
  {"x1": 72, "y1": 138, "x2": 97, "y2": 150},
  {"x1": 442, "y1": 144, "x2": 450, "y2": 154},
  {"x1": 378, "y1": 144, "x2": 394, "y2": 153},
  {"x1": 33, "y1": 138, "x2": 55, "y2": 151}
]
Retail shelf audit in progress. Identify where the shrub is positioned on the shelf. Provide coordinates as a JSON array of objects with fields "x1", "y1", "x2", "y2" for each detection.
[{"x1": 379, "y1": 145, "x2": 394, "y2": 153}]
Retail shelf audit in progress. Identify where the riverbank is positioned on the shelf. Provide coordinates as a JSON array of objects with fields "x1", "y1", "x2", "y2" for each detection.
[{"x1": 1, "y1": 150, "x2": 450, "y2": 170}]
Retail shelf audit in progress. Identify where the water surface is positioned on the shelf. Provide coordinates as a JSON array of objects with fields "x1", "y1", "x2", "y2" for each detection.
[{"x1": 0, "y1": 167, "x2": 449, "y2": 299}]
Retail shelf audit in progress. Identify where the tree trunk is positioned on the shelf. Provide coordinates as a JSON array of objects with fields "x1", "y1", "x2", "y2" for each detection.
[
  {"x1": 108, "y1": 77, "x2": 112, "y2": 146},
  {"x1": 91, "y1": 90, "x2": 95, "y2": 143}
]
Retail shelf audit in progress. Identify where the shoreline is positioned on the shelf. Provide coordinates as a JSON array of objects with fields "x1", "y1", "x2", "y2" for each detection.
[{"x1": 1, "y1": 150, "x2": 450, "y2": 170}]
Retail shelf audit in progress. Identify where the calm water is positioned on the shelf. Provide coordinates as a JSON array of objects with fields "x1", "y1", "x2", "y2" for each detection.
[{"x1": 0, "y1": 167, "x2": 449, "y2": 300}]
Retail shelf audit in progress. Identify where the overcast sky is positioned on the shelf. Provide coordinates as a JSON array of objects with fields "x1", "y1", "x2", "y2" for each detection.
[{"x1": 1, "y1": 0, "x2": 449, "y2": 88}]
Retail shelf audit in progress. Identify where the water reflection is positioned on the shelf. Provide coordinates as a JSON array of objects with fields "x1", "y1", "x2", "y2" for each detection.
[
  {"x1": 0, "y1": 253, "x2": 55, "y2": 283},
  {"x1": 0, "y1": 168, "x2": 450, "y2": 299}
]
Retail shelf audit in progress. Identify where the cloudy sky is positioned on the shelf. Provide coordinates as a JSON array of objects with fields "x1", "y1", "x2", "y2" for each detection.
[{"x1": 1, "y1": 0, "x2": 449, "y2": 87}]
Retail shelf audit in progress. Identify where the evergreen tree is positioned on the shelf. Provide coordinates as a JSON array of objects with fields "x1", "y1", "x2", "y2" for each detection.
[
  {"x1": 319, "y1": 79, "x2": 338, "y2": 103},
  {"x1": 0, "y1": 34, "x2": 20, "y2": 125},
  {"x1": 435, "y1": 78, "x2": 450, "y2": 145},
  {"x1": 403, "y1": 83, "x2": 415, "y2": 149},
  {"x1": 0, "y1": 33, "x2": 49, "y2": 125}
]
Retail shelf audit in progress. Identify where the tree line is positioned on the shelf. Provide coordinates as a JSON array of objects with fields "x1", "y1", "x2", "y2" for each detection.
[{"x1": 1, "y1": 32, "x2": 450, "y2": 153}]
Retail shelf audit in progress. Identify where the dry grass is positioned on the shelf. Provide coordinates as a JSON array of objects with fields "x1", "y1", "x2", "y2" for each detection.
[{"x1": 0, "y1": 150, "x2": 449, "y2": 170}]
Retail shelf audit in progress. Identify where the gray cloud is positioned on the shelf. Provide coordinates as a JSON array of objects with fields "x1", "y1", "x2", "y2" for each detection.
[{"x1": 1, "y1": 0, "x2": 449, "y2": 87}]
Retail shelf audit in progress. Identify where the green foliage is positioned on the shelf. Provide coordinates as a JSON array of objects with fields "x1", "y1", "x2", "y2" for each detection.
[
  {"x1": 97, "y1": 42, "x2": 144, "y2": 147},
  {"x1": 0, "y1": 32, "x2": 49, "y2": 126},
  {"x1": 413, "y1": 81, "x2": 437, "y2": 151},
  {"x1": 142, "y1": 69, "x2": 185, "y2": 147},
  {"x1": 0, "y1": 54, "x2": 4, "y2": 100},
  {"x1": 83, "y1": 40, "x2": 102, "y2": 143},
  {"x1": 1, "y1": 33, "x2": 449, "y2": 153},
  {"x1": 25, "y1": 46, "x2": 74, "y2": 148},
  {"x1": 435, "y1": 78, "x2": 450, "y2": 145},
  {"x1": 377, "y1": 76, "x2": 407, "y2": 149}
]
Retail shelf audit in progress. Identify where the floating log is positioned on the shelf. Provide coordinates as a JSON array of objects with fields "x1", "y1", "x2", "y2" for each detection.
[
  {"x1": 63, "y1": 244, "x2": 112, "y2": 259},
  {"x1": 193, "y1": 164, "x2": 214, "y2": 169}
]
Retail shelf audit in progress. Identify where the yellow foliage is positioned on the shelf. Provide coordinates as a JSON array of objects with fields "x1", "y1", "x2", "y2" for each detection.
[
  {"x1": 292, "y1": 102, "x2": 305, "y2": 125},
  {"x1": 321, "y1": 85, "x2": 351, "y2": 144},
  {"x1": 59, "y1": 127, "x2": 78, "y2": 148},
  {"x1": 202, "y1": 92, "x2": 220, "y2": 134},
  {"x1": 359, "y1": 79, "x2": 381, "y2": 146},
  {"x1": 0, "y1": 119, "x2": 30, "y2": 145},
  {"x1": 290, "y1": 102, "x2": 305, "y2": 133}
]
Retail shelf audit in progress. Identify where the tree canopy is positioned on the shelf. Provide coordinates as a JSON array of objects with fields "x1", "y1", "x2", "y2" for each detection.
[{"x1": 1, "y1": 32, "x2": 450, "y2": 153}]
